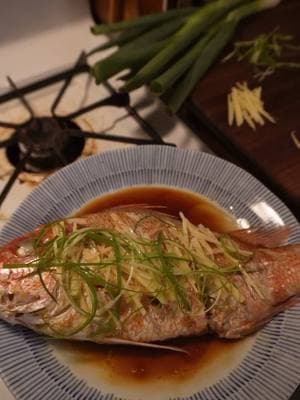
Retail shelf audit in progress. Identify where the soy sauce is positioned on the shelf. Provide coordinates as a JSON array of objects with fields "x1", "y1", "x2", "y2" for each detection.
[{"x1": 76, "y1": 185, "x2": 238, "y2": 233}]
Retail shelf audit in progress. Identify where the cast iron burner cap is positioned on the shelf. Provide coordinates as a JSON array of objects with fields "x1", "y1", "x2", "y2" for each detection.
[{"x1": 6, "y1": 117, "x2": 85, "y2": 172}]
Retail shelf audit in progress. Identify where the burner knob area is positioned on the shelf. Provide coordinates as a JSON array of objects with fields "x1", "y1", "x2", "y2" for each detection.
[
  {"x1": 19, "y1": 118, "x2": 64, "y2": 150},
  {"x1": 6, "y1": 116, "x2": 86, "y2": 172}
]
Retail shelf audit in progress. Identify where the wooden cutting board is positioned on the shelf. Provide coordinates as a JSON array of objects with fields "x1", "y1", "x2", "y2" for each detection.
[{"x1": 182, "y1": 0, "x2": 300, "y2": 220}]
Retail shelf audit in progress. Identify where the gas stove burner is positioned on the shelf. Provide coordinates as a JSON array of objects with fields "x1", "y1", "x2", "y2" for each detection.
[
  {"x1": 0, "y1": 52, "x2": 170, "y2": 207},
  {"x1": 6, "y1": 117, "x2": 85, "y2": 172}
]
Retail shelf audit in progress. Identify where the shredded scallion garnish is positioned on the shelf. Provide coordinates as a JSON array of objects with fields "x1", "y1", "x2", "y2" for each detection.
[
  {"x1": 4, "y1": 214, "x2": 260, "y2": 336},
  {"x1": 224, "y1": 28, "x2": 300, "y2": 80}
]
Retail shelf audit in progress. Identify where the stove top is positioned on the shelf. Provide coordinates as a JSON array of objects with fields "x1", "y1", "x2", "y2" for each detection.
[{"x1": 0, "y1": 52, "x2": 208, "y2": 229}]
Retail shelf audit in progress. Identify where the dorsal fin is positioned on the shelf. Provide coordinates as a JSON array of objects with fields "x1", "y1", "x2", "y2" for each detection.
[{"x1": 229, "y1": 226, "x2": 291, "y2": 248}]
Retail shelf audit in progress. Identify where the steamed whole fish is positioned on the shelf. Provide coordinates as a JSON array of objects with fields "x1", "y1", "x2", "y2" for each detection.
[{"x1": 0, "y1": 207, "x2": 299, "y2": 349}]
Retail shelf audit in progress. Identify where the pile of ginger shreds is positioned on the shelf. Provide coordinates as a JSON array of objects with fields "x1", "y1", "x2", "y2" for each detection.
[{"x1": 228, "y1": 82, "x2": 276, "y2": 130}]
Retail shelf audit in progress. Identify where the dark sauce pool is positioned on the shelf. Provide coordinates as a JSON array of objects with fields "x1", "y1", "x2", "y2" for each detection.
[
  {"x1": 63, "y1": 185, "x2": 244, "y2": 385},
  {"x1": 76, "y1": 185, "x2": 238, "y2": 233},
  {"x1": 55, "y1": 335, "x2": 246, "y2": 385}
]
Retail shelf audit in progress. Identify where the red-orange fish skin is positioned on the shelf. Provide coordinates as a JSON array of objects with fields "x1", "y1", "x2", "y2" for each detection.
[
  {"x1": 0, "y1": 209, "x2": 299, "y2": 345},
  {"x1": 208, "y1": 244, "x2": 300, "y2": 338},
  {"x1": 0, "y1": 210, "x2": 208, "y2": 343}
]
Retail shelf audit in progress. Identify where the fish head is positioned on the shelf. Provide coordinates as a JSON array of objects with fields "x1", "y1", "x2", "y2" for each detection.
[{"x1": 0, "y1": 234, "x2": 56, "y2": 327}]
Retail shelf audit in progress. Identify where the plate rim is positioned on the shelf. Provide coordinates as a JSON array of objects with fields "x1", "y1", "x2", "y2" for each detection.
[
  {"x1": 0, "y1": 145, "x2": 299, "y2": 400},
  {"x1": 1, "y1": 146, "x2": 299, "y2": 240}
]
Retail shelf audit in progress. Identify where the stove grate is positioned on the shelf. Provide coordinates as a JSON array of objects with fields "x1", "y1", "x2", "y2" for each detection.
[{"x1": 0, "y1": 51, "x2": 173, "y2": 207}]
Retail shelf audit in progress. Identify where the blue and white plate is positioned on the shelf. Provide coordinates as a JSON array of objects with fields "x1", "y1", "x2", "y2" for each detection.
[{"x1": 0, "y1": 146, "x2": 299, "y2": 400}]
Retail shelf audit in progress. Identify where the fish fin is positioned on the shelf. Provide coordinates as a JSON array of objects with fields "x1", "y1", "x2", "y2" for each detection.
[
  {"x1": 253, "y1": 297, "x2": 300, "y2": 333},
  {"x1": 229, "y1": 226, "x2": 291, "y2": 248},
  {"x1": 98, "y1": 338, "x2": 187, "y2": 353},
  {"x1": 225, "y1": 297, "x2": 300, "y2": 339},
  {"x1": 271, "y1": 296, "x2": 300, "y2": 315},
  {"x1": 271, "y1": 243, "x2": 300, "y2": 256}
]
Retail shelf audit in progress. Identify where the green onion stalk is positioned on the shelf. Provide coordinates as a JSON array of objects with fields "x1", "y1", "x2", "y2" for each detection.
[
  {"x1": 93, "y1": 40, "x2": 170, "y2": 84},
  {"x1": 91, "y1": 7, "x2": 196, "y2": 35},
  {"x1": 150, "y1": 22, "x2": 222, "y2": 96},
  {"x1": 121, "y1": 0, "x2": 246, "y2": 92},
  {"x1": 92, "y1": 17, "x2": 185, "y2": 83},
  {"x1": 166, "y1": 0, "x2": 282, "y2": 113},
  {"x1": 88, "y1": 27, "x2": 149, "y2": 55}
]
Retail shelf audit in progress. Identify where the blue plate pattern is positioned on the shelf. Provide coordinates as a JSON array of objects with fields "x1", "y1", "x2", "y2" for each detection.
[{"x1": 0, "y1": 146, "x2": 299, "y2": 400}]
